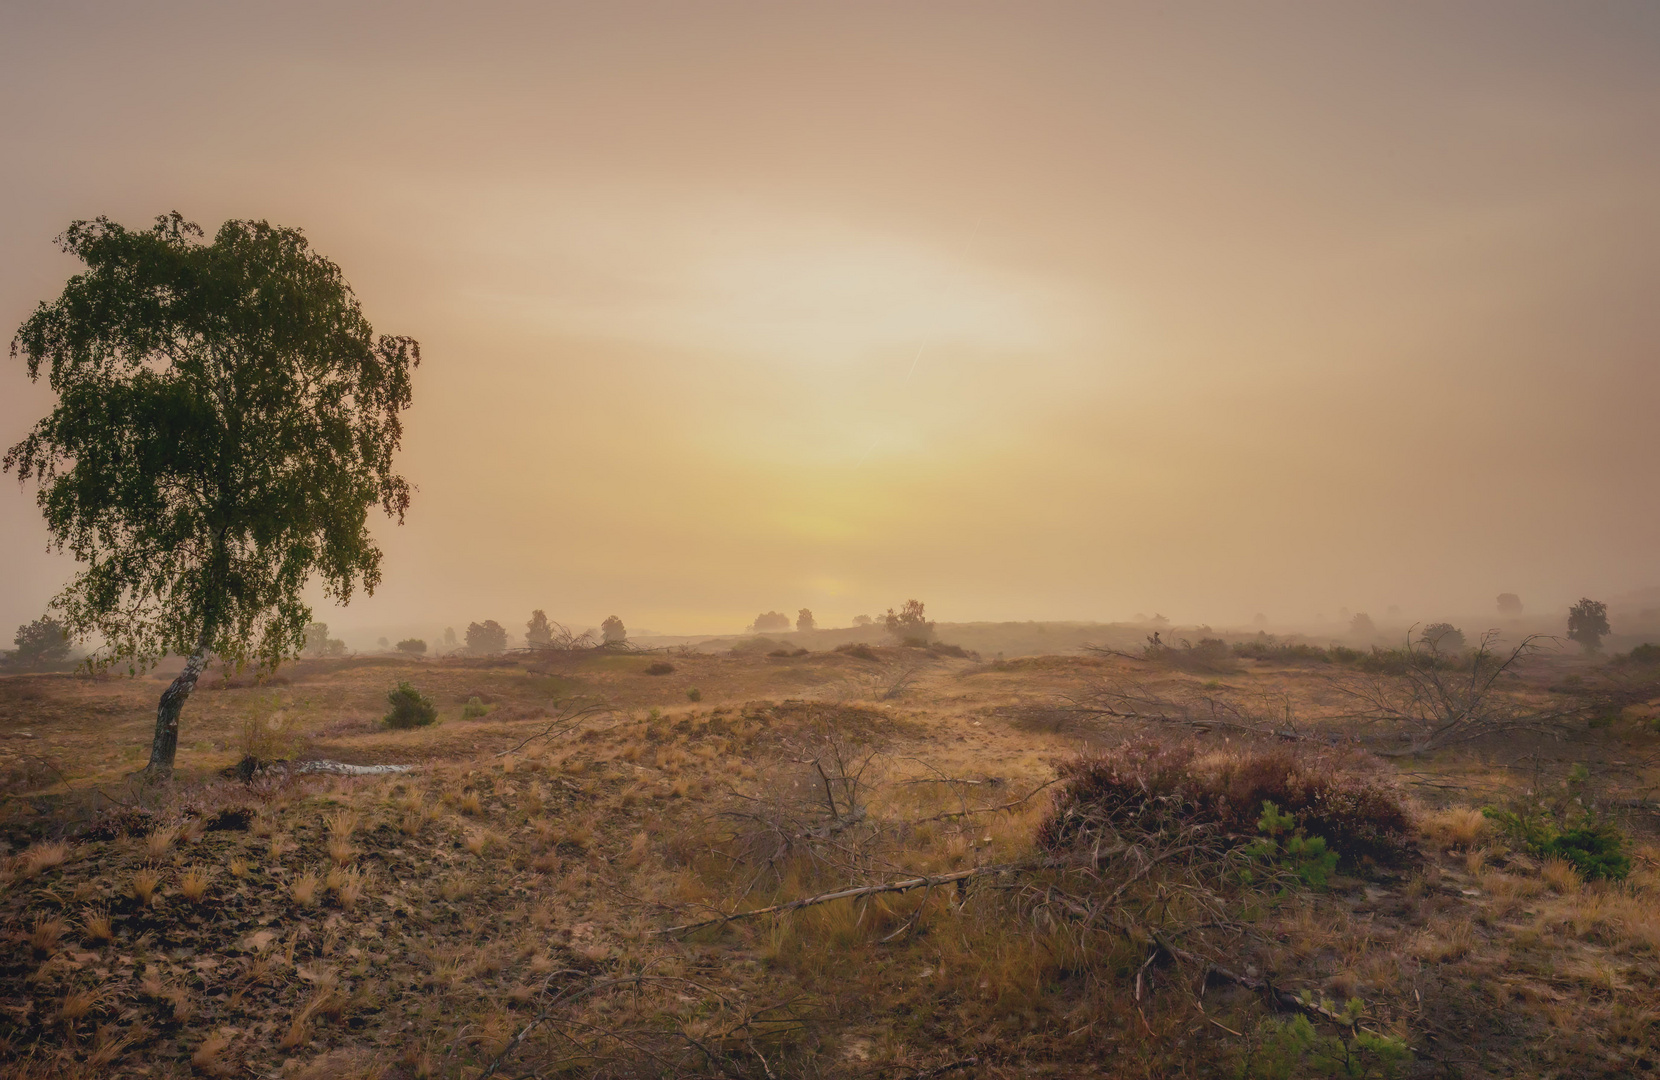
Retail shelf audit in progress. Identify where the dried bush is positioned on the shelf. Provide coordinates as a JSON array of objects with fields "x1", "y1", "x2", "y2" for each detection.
[
  {"x1": 834, "y1": 642, "x2": 878, "y2": 661},
  {"x1": 1037, "y1": 737, "x2": 1416, "y2": 869},
  {"x1": 644, "y1": 661, "x2": 674, "y2": 675}
]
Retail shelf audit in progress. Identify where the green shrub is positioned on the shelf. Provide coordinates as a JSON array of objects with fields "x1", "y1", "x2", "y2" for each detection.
[
  {"x1": 686, "y1": 687, "x2": 702, "y2": 702},
  {"x1": 1240, "y1": 1011, "x2": 1411, "y2": 1079},
  {"x1": 1483, "y1": 765, "x2": 1630, "y2": 880},
  {"x1": 1244, "y1": 801, "x2": 1339, "y2": 889},
  {"x1": 461, "y1": 696, "x2": 491, "y2": 720},
  {"x1": 384, "y1": 682, "x2": 438, "y2": 729}
]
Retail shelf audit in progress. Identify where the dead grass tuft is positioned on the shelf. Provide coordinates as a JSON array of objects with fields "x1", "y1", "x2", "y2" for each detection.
[
  {"x1": 179, "y1": 866, "x2": 211, "y2": 903},
  {"x1": 292, "y1": 871, "x2": 320, "y2": 907},
  {"x1": 190, "y1": 1031, "x2": 233, "y2": 1076},
  {"x1": 130, "y1": 867, "x2": 161, "y2": 906},
  {"x1": 17, "y1": 839, "x2": 70, "y2": 879},
  {"x1": 29, "y1": 915, "x2": 66, "y2": 958},
  {"x1": 81, "y1": 907, "x2": 114, "y2": 945},
  {"x1": 1422, "y1": 805, "x2": 1491, "y2": 849}
]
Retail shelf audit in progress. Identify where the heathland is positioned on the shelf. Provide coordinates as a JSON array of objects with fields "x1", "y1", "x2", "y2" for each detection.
[{"x1": 3, "y1": 633, "x2": 1659, "y2": 1078}]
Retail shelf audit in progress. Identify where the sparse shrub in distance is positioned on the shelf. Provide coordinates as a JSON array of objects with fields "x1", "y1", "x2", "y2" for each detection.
[
  {"x1": 1232, "y1": 637, "x2": 1332, "y2": 665},
  {"x1": 1419, "y1": 622, "x2": 1465, "y2": 654},
  {"x1": 384, "y1": 681, "x2": 438, "y2": 728},
  {"x1": 461, "y1": 696, "x2": 491, "y2": 720},
  {"x1": 834, "y1": 642, "x2": 879, "y2": 661},
  {"x1": 1568, "y1": 597, "x2": 1610, "y2": 654},
  {"x1": 796, "y1": 608, "x2": 815, "y2": 632},
  {"x1": 686, "y1": 687, "x2": 702, "y2": 702},
  {"x1": 395, "y1": 638, "x2": 426, "y2": 657},
  {"x1": 239, "y1": 695, "x2": 304, "y2": 762},
  {"x1": 1616, "y1": 642, "x2": 1660, "y2": 667},
  {"x1": 645, "y1": 661, "x2": 674, "y2": 675},
  {"x1": 526, "y1": 609, "x2": 554, "y2": 647},
  {"x1": 1497, "y1": 592, "x2": 1523, "y2": 616},
  {"x1": 601, "y1": 615, "x2": 627, "y2": 645},
  {"x1": 768, "y1": 649, "x2": 792, "y2": 658},
  {"x1": 303, "y1": 621, "x2": 348, "y2": 659},
  {"x1": 852, "y1": 614, "x2": 872, "y2": 627},
  {"x1": 1145, "y1": 635, "x2": 1235, "y2": 673},
  {"x1": 884, "y1": 599, "x2": 935, "y2": 644},
  {"x1": 750, "y1": 611, "x2": 790, "y2": 633},
  {"x1": 1350, "y1": 612, "x2": 1377, "y2": 639},
  {"x1": 9, "y1": 616, "x2": 71, "y2": 668},
  {"x1": 465, "y1": 619, "x2": 508, "y2": 655}
]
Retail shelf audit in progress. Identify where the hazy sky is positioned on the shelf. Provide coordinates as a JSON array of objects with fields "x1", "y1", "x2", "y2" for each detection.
[{"x1": 3, "y1": 2, "x2": 1659, "y2": 641}]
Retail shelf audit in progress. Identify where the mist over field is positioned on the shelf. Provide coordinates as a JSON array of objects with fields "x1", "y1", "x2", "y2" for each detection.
[
  {"x1": 5, "y1": 2, "x2": 1660, "y2": 642},
  {"x1": 7, "y1": 6, "x2": 1660, "y2": 1079}
]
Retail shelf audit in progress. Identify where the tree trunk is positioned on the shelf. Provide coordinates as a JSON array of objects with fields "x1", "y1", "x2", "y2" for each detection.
[{"x1": 144, "y1": 641, "x2": 211, "y2": 780}]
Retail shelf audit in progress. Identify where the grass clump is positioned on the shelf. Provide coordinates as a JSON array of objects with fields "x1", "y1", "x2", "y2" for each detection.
[
  {"x1": 384, "y1": 681, "x2": 438, "y2": 729},
  {"x1": 460, "y1": 696, "x2": 492, "y2": 720},
  {"x1": 833, "y1": 642, "x2": 879, "y2": 661}
]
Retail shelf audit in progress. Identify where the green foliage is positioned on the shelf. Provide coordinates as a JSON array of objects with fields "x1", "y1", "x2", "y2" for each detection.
[
  {"x1": 10, "y1": 616, "x2": 72, "y2": 667},
  {"x1": 465, "y1": 620, "x2": 508, "y2": 655},
  {"x1": 1483, "y1": 765, "x2": 1630, "y2": 880},
  {"x1": 1244, "y1": 801, "x2": 1339, "y2": 889},
  {"x1": 1240, "y1": 1013, "x2": 1411, "y2": 1079},
  {"x1": 883, "y1": 599, "x2": 934, "y2": 644},
  {"x1": 1567, "y1": 597, "x2": 1610, "y2": 654},
  {"x1": 1418, "y1": 622, "x2": 1465, "y2": 654},
  {"x1": 686, "y1": 687, "x2": 702, "y2": 702},
  {"x1": 303, "y1": 621, "x2": 347, "y2": 659},
  {"x1": 384, "y1": 682, "x2": 437, "y2": 729},
  {"x1": 461, "y1": 696, "x2": 492, "y2": 720},
  {"x1": 4, "y1": 213, "x2": 417, "y2": 676},
  {"x1": 1616, "y1": 642, "x2": 1660, "y2": 667}
]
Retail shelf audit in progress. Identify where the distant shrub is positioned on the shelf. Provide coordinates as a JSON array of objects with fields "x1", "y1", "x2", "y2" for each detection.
[
  {"x1": 1232, "y1": 638, "x2": 1332, "y2": 665},
  {"x1": 465, "y1": 620, "x2": 508, "y2": 656},
  {"x1": 384, "y1": 682, "x2": 438, "y2": 729},
  {"x1": 751, "y1": 611, "x2": 790, "y2": 634},
  {"x1": 645, "y1": 661, "x2": 675, "y2": 675},
  {"x1": 1568, "y1": 597, "x2": 1610, "y2": 654},
  {"x1": 768, "y1": 649, "x2": 792, "y2": 657},
  {"x1": 460, "y1": 696, "x2": 491, "y2": 720},
  {"x1": 601, "y1": 615, "x2": 627, "y2": 645},
  {"x1": 884, "y1": 599, "x2": 934, "y2": 644},
  {"x1": 835, "y1": 642, "x2": 879, "y2": 661},
  {"x1": 1145, "y1": 635, "x2": 1236, "y2": 673},
  {"x1": 395, "y1": 638, "x2": 427, "y2": 657},
  {"x1": 1483, "y1": 765, "x2": 1630, "y2": 881},
  {"x1": 303, "y1": 621, "x2": 348, "y2": 659},
  {"x1": 1038, "y1": 737, "x2": 1416, "y2": 869},
  {"x1": 796, "y1": 608, "x2": 815, "y2": 633},
  {"x1": 1616, "y1": 642, "x2": 1660, "y2": 667},
  {"x1": 927, "y1": 642, "x2": 973, "y2": 658},
  {"x1": 1419, "y1": 622, "x2": 1466, "y2": 654},
  {"x1": 686, "y1": 688, "x2": 702, "y2": 702}
]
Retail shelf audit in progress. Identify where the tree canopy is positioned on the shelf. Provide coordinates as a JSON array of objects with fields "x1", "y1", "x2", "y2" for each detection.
[
  {"x1": 4, "y1": 213, "x2": 417, "y2": 776},
  {"x1": 526, "y1": 609, "x2": 554, "y2": 647},
  {"x1": 601, "y1": 615, "x2": 627, "y2": 644},
  {"x1": 10, "y1": 616, "x2": 72, "y2": 667},
  {"x1": 796, "y1": 608, "x2": 815, "y2": 633},
  {"x1": 884, "y1": 599, "x2": 935, "y2": 644},
  {"x1": 466, "y1": 620, "x2": 508, "y2": 655},
  {"x1": 1567, "y1": 598, "x2": 1610, "y2": 654}
]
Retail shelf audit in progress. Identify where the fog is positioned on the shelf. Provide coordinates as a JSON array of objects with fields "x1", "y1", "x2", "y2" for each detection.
[{"x1": 4, "y1": 2, "x2": 1660, "y2": 644}]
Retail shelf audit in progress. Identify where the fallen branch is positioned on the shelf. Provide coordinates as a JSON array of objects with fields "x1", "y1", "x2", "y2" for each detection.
[
  {"x1": 496, "y1": 700, "x2": 615, "y2": 757},
  {"x1": 914, "y1": 777, "x2": 1063, "y2": 823}
]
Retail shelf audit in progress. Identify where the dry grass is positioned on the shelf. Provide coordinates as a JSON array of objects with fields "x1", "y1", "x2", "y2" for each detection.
[
  {"x1": 16, "y1": 839, "x2": 70, "y2": 879},
  {"x1": 291, "y1": 871, "x2": 320, "y2": 907},
  {"x1": 179, "y1": 866, "x2": 211, "y2": 903},
  {"x1": 146, "y1": 825, "x2": 179, "y2": 861},
  {"x1": 130, "y1": 867, "x2": 161, "y2": 906},
  {"x1": 1, "y1": 649, "x2": 1657, "y2": 1078},
  {"x1": 29, "y1": 915, "x2": 66, "y2": 957},
  {"x1": 81, "y1": 907, "x2": 113, "y2": 945}
]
